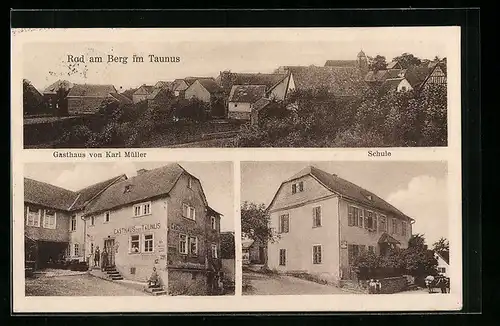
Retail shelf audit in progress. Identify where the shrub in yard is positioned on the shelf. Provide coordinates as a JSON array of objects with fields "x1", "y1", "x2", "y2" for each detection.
[{"x1": 55, "y1": 125, "x2": 93, "y2": 148}]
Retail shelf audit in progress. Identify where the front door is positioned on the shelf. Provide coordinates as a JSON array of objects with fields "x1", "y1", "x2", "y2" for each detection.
[
  {"x1": 258, "y1": 246, "x2": 265, "y2": 264},
  {"x1": 104, "y1": 239, "x2": 115, "y2": 267}
]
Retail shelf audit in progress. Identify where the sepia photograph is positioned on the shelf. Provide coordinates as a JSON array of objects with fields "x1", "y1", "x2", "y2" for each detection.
[
  {"x1": 23, "y1": 161, "x2": 235, "y2": 296},
  {"x1": 241, "y1": 161, "x2": 450, "y2": 295},
  {"x1": 21, "y1": 27, "x2": 451, "y2": 149}
]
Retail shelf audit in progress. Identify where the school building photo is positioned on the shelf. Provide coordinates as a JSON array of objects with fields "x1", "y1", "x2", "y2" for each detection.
[{"x1": 23, "y1": 161, "x2": 235, "y2": 296}]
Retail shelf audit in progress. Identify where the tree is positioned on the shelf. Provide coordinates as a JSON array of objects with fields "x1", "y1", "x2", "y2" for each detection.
[
  {"x1": 368, "y1": 55, "x2": 387, "y2": 71},
  {"x1": 432, "y1": 237, "x2": 449, "y2": 256},
  {"x1": 392, "y1": 53, "x2": 422, "y2": 69},
  {"x1": 408, "y1": 233, "x2": 427, "y2": 249},
  {"x1": 220, "y1": 232, "x2": 235, "y2": 259},
  {"x1": 240, "y1": 201, "x2": 280, "y2": 267}
]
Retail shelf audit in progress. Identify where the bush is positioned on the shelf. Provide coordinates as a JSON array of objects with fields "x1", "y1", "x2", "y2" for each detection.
[{"x1": 56, "y1": 125, "x2": 93, "y2": 148}]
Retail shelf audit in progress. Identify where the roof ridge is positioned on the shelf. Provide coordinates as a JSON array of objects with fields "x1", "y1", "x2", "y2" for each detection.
[{"x1": 24, "y1": 177, "x2": 77, "y2": 194}]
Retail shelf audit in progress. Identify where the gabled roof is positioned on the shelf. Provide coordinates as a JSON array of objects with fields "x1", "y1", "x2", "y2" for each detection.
[
  {"x1": 380, "y1": 78, "x2": 406, "y2": 93},
  {"x1": 109, "y1": 93, "x2": 133, "y2": 105},
  {"x1": 184, "y1": 77, "x2": 214, "y2": 86},
  {"x1": 283, "y1": 66, "x2": 368, "y2": 97},
  {"x1": 324, "y1": 60, "x2": 357, "y2": 67},
  {"x1": 387, "y1": 61, "x2": 402, "y2": 70},
  {"x1": 436, "y1": 251, "x2": 450, "y2": 265},
  {"x1": 273, "y1": 165, "x2": 413, "y2": 221},
  {"x1": 220, "y1": 72, "x2": 288, "y2": 91},
  {"x1": 251, "y1": 98, "x2": 272, "y2": 112},
  {"x1": 404, "y1": 66, "x2": 431, "y2": 88},
  {"x1": 134, "y1": 85, "x2": 155, "y2": 95},
  {"x1": 67, "y1": 84, "x2": 117, "y2": 97},
  {"x1": 24, "y1": 178, "x2": 77, "y2": 211},
  {"x1": 147, "y1": 88, "x2": 166, "y2": 100},
  {"x1": 155, "y1": 81, "x2": 173, "y2": 89},
  {"x1": 196, "y1": 78, "x2": 223, "y2": 94},
  {"x1": 171, "y1": 79, "x2": 188, "y2": 91},
  {"x1": 228, "y1": 85, "x2": 266, "y2": 103},
  {"x1": 364, "y1": 70, "x2": 389, "y2": 83},
  {"x1": 120, "y1": 88, "x2": 137, "y2": 100},
  {"x1": 70, "y1": 175, "x2": 127, "y2": 210},
  {"x1": 25, "y1": 174, "x2": 127, "y2": 212},
  {"x1": 43, "y1": 80, "x2": 74, "y2": 94},
  {"x1": 378, "y1": 232, "x2": 401, "y2": 245},
  {"x1": 83, "y1": 163, "x2": 210, "y2": 216}
]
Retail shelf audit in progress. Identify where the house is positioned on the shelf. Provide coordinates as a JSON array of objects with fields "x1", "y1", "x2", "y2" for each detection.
[
  {"x1": 154, "y1": 81, "x2": 173, "y2": 90},
  {"x1": 323, "y1": 50, "x2": 369, "y2": 74},
  {"x1": 66, "y1": 84, "x2": 118, "y2": 115},
  {"x1": 23, "y1": 79, "x2": 48, "y2": 116},
  {"x1": 171, "y1": 79, "x2": 189, "y2": 97},
  {"x1": 108, "y1": 92, "x2": 134, "y2": 105},
  {"x1": 386, "y1": 61, "x2": 403, "y2": 70},
  {"x1": 227, "y1": 85, "x2": 267, "y2": 120},
  {"x1": 241, "y1": 237, "x2": 265, "y2": 265},
  {"x1": 216, "y1": 72, "x2": 290, "y2": 100},
  {"x1": 184, "y1": 78, "x2": 225, "y2": 117},
  {"x1": 265, "y1": 165, "x2": 414, "y2": 284},
  {"x1": 24, "y1": 175, "x2": 126, "y2": 271},
  {"x1": 120, "y1": 88, "x2": 138, "y2": 101},
  {"x1": 146, "y1": 87, "x2": 174, "y2": 109},
  {"x1": 435, "y1": 251, "x2": 449, "y2": 277},
  {"x1": 404, "y1": 66, "x2": 432, "y2": 90},
  {"x1": 132, "y1": 84, "x2": 155, "y2": 104},
  {"x1": 379, "y1": 77, "x2": 413, "y2": 93},
  {"x1": 82, "y1": 164, "x2": 223, "y2": 295},
  {"x1": 42, "y1": 79, "x2": 74, "y2": 115},
  {"x1": 420, "y1": 61, "x2": 447, "y2": 90},
  {"x1": 275, "y1": 65, "x2": 368, "y2": 99}
]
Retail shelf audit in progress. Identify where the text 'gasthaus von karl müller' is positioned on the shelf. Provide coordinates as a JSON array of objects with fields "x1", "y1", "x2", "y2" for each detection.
[{"x1": 67, "y1": 54, "x2": 181, "y2": 64}]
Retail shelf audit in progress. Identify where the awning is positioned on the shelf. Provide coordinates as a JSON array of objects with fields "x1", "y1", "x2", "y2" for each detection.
[{"x1": 378, "y1": 232, "x2": 401, "y2": 245}]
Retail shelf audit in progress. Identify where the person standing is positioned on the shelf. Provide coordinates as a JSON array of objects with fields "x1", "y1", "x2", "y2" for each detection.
[
  {"x1": 94, "y1": 246, "x2": 100, "y2": 268},
  {"x1": 101, "y1": 249, "x2": 108, "y2": 271}
]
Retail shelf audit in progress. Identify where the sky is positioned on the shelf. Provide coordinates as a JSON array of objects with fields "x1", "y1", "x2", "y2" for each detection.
[
  {"x1": 24, "y1": 162, "x2": 234, "y2": 231},
  {"x1": 22, "y1": 28, "x2": 451, "y2": 91},
  {"x1": 241, "y1": 161, "x2": 448, "y2": 246}
]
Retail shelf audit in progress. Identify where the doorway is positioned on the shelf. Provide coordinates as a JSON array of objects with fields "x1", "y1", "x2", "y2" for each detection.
[{"x1": 104, "y1": 238, "x2": 115, "y2": 267}]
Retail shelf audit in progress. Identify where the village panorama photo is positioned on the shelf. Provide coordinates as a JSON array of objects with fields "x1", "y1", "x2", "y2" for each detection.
[
  {"x1": 21, "y1": 27, "x2": 450, "y2": 148},
  {"x1": 240, "y1": 161, "x2": 450, "y2": 295},
  {"x1": 23, "y1": 161, "x2": 236, "y2": 296}
]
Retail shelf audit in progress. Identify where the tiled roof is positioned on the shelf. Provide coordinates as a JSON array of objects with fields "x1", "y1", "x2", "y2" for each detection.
[
  {"x1": 221, "y1": 72, "x2": 287, "y2": 91},
  {"x1": 404, "y1": 66, "x2": 431, "y2": 88},
  {"x1": 43, "y1": 80, "x2": 74, "y2": 94},
  {"x1": 228, "y1": 85, "x2": 267, "y2": 103},
  {"x1": 386, "y1": 61, "x2": 402, "y2": 70},
  {"x1": 365, "y1": 70, "x2": 389, "y2": 83},
  {"x1": 109, "y1": 93, "x2": 133, "y2": 105},
  {"x1": 67, "y1": 84, "x2": 117, "y2": 97},
  {"x1": 378, "y1": 232, "x2": 401, "y2": 244},
  {"x1": 171, "y1": 79, "x2": 187, "y2": 91},
  {"x1": 24, "y1": 178, "x2": 77, "y2": 211},
  {"x1": 380, "y1": 78, "x2": 405, "y2": 93},
  {"x1": 283, "y1": 165, "x2": 412, "y2": 221},
  {"x1": 284, "y1": 66, "x2": 368, "y2": 97},
  {"x1": 251, "y1": 98, "x2": 271, "y2": 112},
  {"x1": 84, "y1": 163, "x2": 193, "y2": 216},
  {"x1": 71, "y1": 175, "x2": 127, "y2": 210},
  {"x1": 155, "y1": 81, "x2": 173, "y2": 89},
  {"x1": 324, "y1": 60, "x2": 357, "y2": 67},
  {"x1": 184, "y1": 77, "x2": 214, "y2": 86},
  {"x1": 197, "y1": 78, "x2": 223, "y2": 94},
  {"x1": 120, "y1": 88, "x2": 137, "y2": 100}
]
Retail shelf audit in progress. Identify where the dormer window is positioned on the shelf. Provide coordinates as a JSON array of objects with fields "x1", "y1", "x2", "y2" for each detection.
[
  {"x1": 367, "y1": 195, "x2": 372, "y2": 201},
  {"x1": 124, "y1": 185, "x2": 132, "y2": 194}
]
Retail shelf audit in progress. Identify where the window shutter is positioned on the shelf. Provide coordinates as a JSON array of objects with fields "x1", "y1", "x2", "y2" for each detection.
[{"x1": 292, "y1": 184, "x2": 296, "y2": 194}]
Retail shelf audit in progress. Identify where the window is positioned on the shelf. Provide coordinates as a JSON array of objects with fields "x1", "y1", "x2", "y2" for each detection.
[
  {"x1": 291, "y1": 181, "x2": 304, "y2": 194},
  {"x1": 73, "y1": 243, "x2": 80, "y2": 256},
  {"x1": 313, "y1": 206, "x2": 322, "y2": 227},
  {"x1": 211, "y1": 244, "x2": 218, "y2": 258},
  {"x1": 188, "y1": 177, "x2": 193, "y2": 189},
  {"x1": 130, "y1": 235, "x2": 140, "y2": 253},
  {"x1": 380, "y1": 215, "x2": 387, "y2": 232},
  {"x1": 402, "y1": 221, "x2": 407, "y2": 236},
  {"x1": 368, "y1": 246, "x2": 375, "y2": 254},
  {"x1": 90, "y1": 243, "x2": 94, "y2": 254},
  {"x1": 26, "y1": 207, "x2": 40, "y2": 227},
  {"x1": 366, "y1": 211, "x2": 373, "y2": 230},
  {"x1": 279, "y1": 214, "x2": 290, "y2": 233},
  {"x1": 358, "y1": 208, "x2": 364, "y2": 228},
  {"x1": 373, "y1": 214, "x2": 378, "y2": 232},
  {"x1": 43, "y1": 209, "x2": 57, "y2": 229},
  {"x1": 438, "y1": 267, "x2": 446, "y2": 274},
  {"x1": 211, "y1": 216, "x2": 217, "y2": 230},
  {"x1": 179, "y1": 234, "x2": 188, "y2": 254},
  {"x1": 70, "y1": 215, "x2": 77, "y2": 231},
  {"x1": 143, "y1": 234, "x2": 154, "y2": 253},
  {"x1": 90, "y1": 216, "x2": 95, "y2": 226},
  {"x1": 391, "y1": 218, "x2": 397, "y2": 234},
  {"x1": 313, "y1": 245, "x2": 322, "y2": 264},
  {"x1": 182, "y1": 203, "x2": 196, "y2": 220},
  {"x1": 401, "y1": 86, "x2": 407, "y2": 92},
  {"x1": 189, "y1": 236, "x2": 198, "y2": 255},
  {"x1": 279, "y1": 249, "x2": 286, "y2": 266},
  {"x1": 348, "y1": 206, "x2": 361, "y2": 227},
  {"x1": 133, "y1": 202, "x2": 152, "y2": 217},
  {"x1": 104, "y1": 211, "x2": 110, "y2": 223}
]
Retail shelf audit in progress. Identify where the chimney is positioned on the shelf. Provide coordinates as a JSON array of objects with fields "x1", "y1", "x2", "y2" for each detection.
[{"x1": 137, "y1": 168, "x2": 148, "y2": 175}]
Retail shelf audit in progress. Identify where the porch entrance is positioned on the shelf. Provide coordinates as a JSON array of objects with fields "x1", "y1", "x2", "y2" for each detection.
[{"x1": 104, "y1": 238, "x2": 115, "y2": 267}]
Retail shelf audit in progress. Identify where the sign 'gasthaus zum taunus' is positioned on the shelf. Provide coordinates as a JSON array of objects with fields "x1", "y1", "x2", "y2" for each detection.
[{"x1": 114, "y1": 223, "x2": 161, "y2": 235}]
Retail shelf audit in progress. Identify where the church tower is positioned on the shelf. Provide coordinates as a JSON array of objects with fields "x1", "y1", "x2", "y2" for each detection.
[{"x1": 357, "y1": 50, "x2": 368, "y2": 74}]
